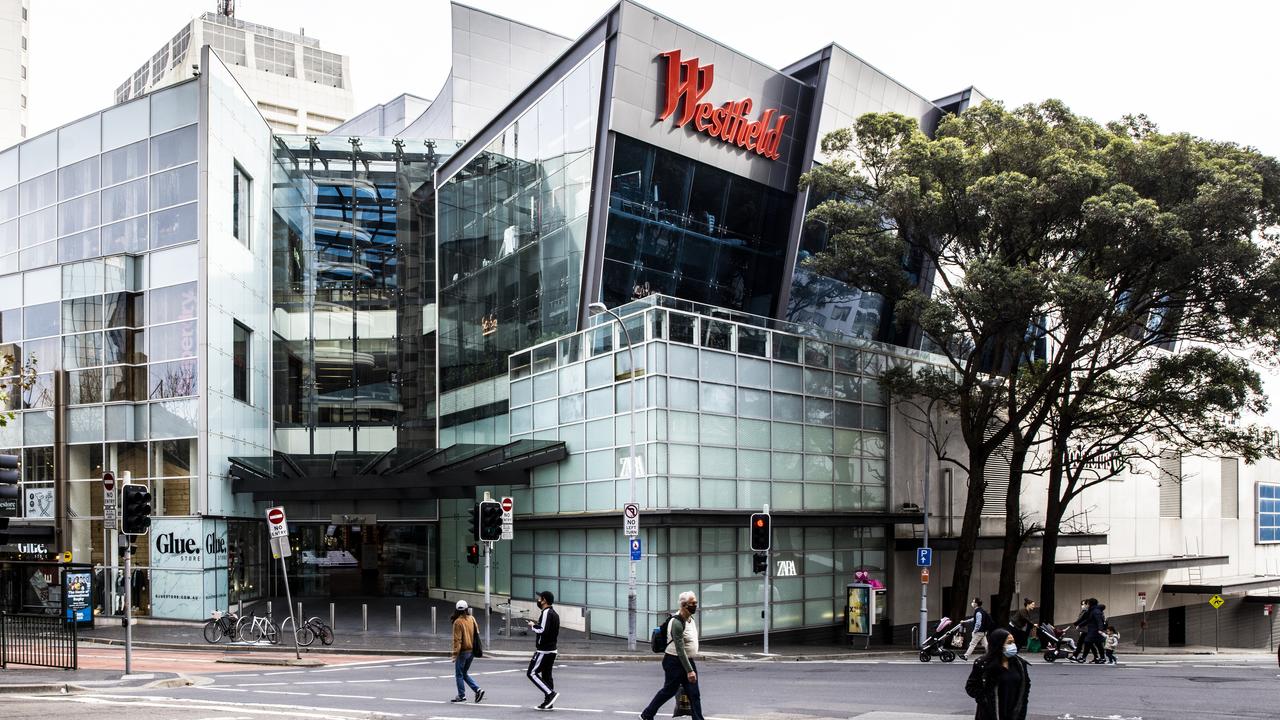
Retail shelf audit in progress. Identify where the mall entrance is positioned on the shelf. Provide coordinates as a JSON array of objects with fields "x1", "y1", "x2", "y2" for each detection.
[{"x1": 285, "y1": 522, "x2": 436, "y2": 598}]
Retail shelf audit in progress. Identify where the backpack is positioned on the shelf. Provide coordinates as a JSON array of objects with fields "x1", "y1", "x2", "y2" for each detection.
[{"x1": 650, "y1": 614, "x2": 676, "y2": 653}]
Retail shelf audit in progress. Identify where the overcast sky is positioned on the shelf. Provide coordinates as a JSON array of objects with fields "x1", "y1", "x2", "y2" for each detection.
[{"x1": 27, "y1": 0, "x2": 1280, "y2": 157}]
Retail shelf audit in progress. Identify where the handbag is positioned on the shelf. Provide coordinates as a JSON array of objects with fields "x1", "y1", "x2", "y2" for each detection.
[
  {"x1": 673, "y1": 691, "x2": 691, "y2": 718},
  {"x1": 471, "y1": 617, "x2": 484, "y2": 658}
]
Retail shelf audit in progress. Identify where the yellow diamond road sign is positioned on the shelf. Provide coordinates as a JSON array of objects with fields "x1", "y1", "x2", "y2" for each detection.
[{"x1": 1209, "y1": 594, "x2": 1225, "y2": 609}]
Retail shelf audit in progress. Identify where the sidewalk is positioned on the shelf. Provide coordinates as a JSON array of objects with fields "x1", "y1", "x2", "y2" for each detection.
[{"x1": 0, "y1": 667, "x2": 187, "y2": 693}]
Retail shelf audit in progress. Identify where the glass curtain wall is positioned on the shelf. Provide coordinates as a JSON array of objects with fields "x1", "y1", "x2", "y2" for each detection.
[
  {"x1": 271, "y1": 136, "x2": 442, "y2": 454},
  {"x1": 601, "y1": 134, "x2": 794, "y2": 317},
  {"x1": 437, "y1": 46, "x2": 605, "y2": 421},
  {"x1": 0, "y1": 81, "x2": 201, "y2": 615},
  {"x1": 504, "y1": 297, "x2": 918, "y2": 636}
]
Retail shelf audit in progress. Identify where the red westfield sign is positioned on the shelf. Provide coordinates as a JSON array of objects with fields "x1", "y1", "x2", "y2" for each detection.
[{"x1": 657, "y1": 50, "x2": 790, "y2": 161}]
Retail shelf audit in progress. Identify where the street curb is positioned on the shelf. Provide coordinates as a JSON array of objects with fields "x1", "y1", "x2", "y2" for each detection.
[
  {"x1": 0, "y1": 675, "x2": 193, "y2": 695},
  {"x1": 216, "y1": 656, "x2": 327, "y2": 667}
]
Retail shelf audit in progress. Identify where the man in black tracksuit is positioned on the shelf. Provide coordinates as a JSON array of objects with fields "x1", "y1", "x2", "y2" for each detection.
[{"x1": 526, "y1": 590, "x2": 560, "y2": 710}]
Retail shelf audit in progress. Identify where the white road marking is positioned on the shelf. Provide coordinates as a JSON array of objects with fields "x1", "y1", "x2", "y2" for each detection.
[
  {"x1": 553, "y1": 708, "x2": 603, "y2": 713},
  {"x1": 385, "y1": 698, "x2": 448, "y2": 704},
  {"x1": 263, "y1": 670, "x2": 305, "y2": 675},
  {"x1": 315, "y1": 693, "x2": 376, "y2": 699},
  {"x1": 395, "y1": 661, "x2": 437, "y2": 666},
  {"x1": 394, "y1": 676, "x2": 437, "y2": 681},
  {"x1": 293, "y1": 681, "x2": 341, "y2": 686},
  {"x1": 593, "y1": 661, "x2": 619, "y2": 665},
  {"x1": 15, "y1": 694, "x2": 402, "y2": 720},
  {"x1": 479, "y1": 669, "x2": 522, "y2": 675},
  {"x1": 256, "y1": 691, "x2": 310, "y2": 697},
  {"x1": 206, "y1": 688, "x2": 249, "y2": 693},
  {"x1": 347, "y1": 679, "x2": 392, "y2": 683},
  {"x1": 214, "y1": 673, "x2": 261, "y2": 677},
  {"x1": 235, "y1": 683, "x2": 287, "y2": 687}
]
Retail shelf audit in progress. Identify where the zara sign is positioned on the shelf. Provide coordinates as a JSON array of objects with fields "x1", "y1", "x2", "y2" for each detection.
[{"x1": 657, "y1": 50, "x2": 791, "y2": 161}]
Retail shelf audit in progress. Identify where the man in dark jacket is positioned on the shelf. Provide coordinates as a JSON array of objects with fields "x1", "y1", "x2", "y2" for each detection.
[
  {"x1": 960, "y1": 598, "x2": 993, "y2": 661},
  {"x1": 527, "y1": 590, "x2": 560, "y2": 710}
]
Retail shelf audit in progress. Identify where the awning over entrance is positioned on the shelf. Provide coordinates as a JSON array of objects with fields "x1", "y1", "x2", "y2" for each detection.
[
  {"x1": 1055, "y1": 554, "x2": 1230, "y2": 575},
  {"x1": 229, "y1": 439, "x2": 567, "y2": 502},
  {"x1": 1162, "y1": 575, "x2": 1280, "y2": 595}
]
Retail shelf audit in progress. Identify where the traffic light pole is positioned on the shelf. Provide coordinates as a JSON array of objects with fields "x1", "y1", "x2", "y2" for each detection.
[
  {"x1": 762, "y1": 503, "x2": 770, "y2": 655},
  {"x1": 920, "y1": 446, "x2": 930, "y2": 649},
  {"x1": 122, "y1": 470, "x2": 133, "y2": 675},
  {"x1": 484, "y1": 540, "x2": 492, "y2": 647}
]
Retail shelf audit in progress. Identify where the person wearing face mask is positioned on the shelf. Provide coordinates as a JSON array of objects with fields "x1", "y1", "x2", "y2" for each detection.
[
  {"x1": 960, "y1": 597, "x2": 993, "y2": 661},
  {"x1": 639, "y1": 591, "x2": 703, "y2": 720},
  {"x1": 965, "y1": 628, "x2": 1032, "y2": 720},
  {"x1": 526, "y1": 590, "x2": 560, "y2": 710}
]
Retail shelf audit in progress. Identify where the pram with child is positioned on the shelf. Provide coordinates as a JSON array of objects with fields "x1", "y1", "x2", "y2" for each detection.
[
  {"x1": 1036, "y1": 622, "x2": 1080, "y2": 662},
  {"x1": 918, "y1": 617, "x2": 963, "y2": 662}
]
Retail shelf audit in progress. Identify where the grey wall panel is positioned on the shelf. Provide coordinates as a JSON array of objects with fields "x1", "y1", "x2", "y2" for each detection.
[{"x1": 606, "y1": 2, "x2": 812, "y2": 192}]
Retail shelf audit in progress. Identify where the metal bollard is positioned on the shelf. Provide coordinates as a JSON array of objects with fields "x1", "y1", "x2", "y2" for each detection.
[
  {"x1": 396, "y1": 605, "x2": 402, "y2": 634},
  {"x1": 267, "y1": 600, "x2": 273, "y2": 619},
  {"x1": 297, "y1": 602, "x2": 303, "y2": 623},
  {"x1": 432, "y1": 605, "x2": 437, "y2": 635},
  {"x1": 584, "y1": 609, "x2": 592, "y2": 641},
  {"x1": 362, "y1": 603, "x2": 368, "y2": 632},
  {"x1": 330, "y1": 602, "x2": 335, "y2": 631}
]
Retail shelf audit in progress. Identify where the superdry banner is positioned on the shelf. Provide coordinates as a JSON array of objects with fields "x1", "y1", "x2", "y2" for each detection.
[{"x1": 657, "y1": 50, "x2": 790, "y2": 161}]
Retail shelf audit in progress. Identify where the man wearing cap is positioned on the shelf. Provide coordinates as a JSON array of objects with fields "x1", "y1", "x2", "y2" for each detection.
[
  {"x1": 526, "y1": 590, "x2": 560, "y2": 710},
  {"x1": 450, "y1": 600, "x2": 484, "y2": 703}
]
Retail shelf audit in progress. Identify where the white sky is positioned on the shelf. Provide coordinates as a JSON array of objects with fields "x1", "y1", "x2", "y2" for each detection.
[
  {"x1": 27, "y1": 0, "x2": 1280, "y2": 157},
  {"x1": 26, "y1": 0, "x2": 1280, "y2": 415}
]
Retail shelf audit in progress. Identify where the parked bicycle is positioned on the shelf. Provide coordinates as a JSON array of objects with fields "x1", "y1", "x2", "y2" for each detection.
[
  {"x1": 203, "y1": 609, "x2": 242, "y2": 644},
  {"x1": 235, "y1": 609, "x2": 279, "y2": 644},
  {"x1": 296, "y1": 616, "x2": 334, "y2": 647}
]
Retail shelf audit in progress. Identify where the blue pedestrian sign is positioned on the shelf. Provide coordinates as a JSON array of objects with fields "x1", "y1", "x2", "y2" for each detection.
[
  {"x1": 916, "y1": 547, "x2": 933, "y2": 567},
  {"x1": 630, "y1": 538, "x2": 642, "y2": 561}
]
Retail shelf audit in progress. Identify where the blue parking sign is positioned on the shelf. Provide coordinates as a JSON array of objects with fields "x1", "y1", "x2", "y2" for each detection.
[
  {"x1": 916, "y1": 547, "x2": 932, "y2": 567},
  {"x1": 630, "y1": 538, "x2": 642, "y2": 561}
]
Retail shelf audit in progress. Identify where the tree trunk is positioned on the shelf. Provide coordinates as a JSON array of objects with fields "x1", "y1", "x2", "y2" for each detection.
[
  {"x1": 1039, "y1": 438, "x2": 1067, "y2": 626},
  {"x1": 995, "y1": 445, "x2": 1029, "y2": 626},
  {"x1": 948, "y1": 450, "x2": 988, "y2": 621}
]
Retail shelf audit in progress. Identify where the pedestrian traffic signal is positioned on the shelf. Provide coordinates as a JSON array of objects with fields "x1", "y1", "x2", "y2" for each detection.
[
  {"x1": 479, "y1": 499, "x2": 503, "y2": 541},
  {"x1": 468, "y1": 502, "x2": 481, "y2": 541},
  {"x1": 467, "y1": 544, "x2": 480, "y2": 565},
  {"x1": 753, "y1": 551, "x2": 767, "y2": 574},
  {"x1": 0, "y1": 453, "x2": 17, "y2": 545},
  {"x1": 750, "y1": 512, "x2": 771, "y2": 551},
  {"x1": 121, "y1": 483, "x2": 152, "y2": 536}
]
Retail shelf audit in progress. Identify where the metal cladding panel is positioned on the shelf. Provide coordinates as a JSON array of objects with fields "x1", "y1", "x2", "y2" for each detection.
[{"x1": 608, "y1": 2, "x2": 812, "y2": 192}]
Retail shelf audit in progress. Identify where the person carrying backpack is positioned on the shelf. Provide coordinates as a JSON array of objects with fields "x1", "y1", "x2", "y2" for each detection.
[
  {"x1": 960, "y1": 598, "x2": 993, "y2": 661},
  {"x1": 639, "y1": 591, "x2": 703, "y2": 720}
]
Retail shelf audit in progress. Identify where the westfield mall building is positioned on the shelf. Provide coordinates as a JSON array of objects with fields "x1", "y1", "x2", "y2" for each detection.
[{"x1": 3, "y1": 1, "x2": 1276, "y2": 646}]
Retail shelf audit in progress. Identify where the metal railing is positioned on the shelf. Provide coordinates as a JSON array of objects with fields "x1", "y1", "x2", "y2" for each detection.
[{"x1": 0, "y1": 613, "x2": 78, "y2": 670}]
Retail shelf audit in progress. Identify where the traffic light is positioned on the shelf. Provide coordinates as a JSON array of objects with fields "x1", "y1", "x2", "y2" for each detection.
[
  {"x1": 121, "y1": 483, "x2": 152, "y2": 536},
  {"x1": 753, "y1": 552, "x2": 767, "y2": 574},
  {"x1": 750, "y1": 512, "x2": 771, "y2": 551},
  {"x1": 0, "y1": 453, "x2": 16, "y2": 545},
  {"x1": 466, "y1": 544, "x2": 480, "y2": 565},
  {"x1": 479, "y1": 499, "x2": 503, "y2": 541},
  {"x1": 468, "y1": 503, "x2": 481, "y2": 541}
]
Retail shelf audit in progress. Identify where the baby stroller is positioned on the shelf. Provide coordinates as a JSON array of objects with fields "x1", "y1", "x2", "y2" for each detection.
[
  {"x1": 918, "y1": 617, "x2": 962, "y2": 662},
  {"x1": 1037, "y1": 623, "x2": 1078, "y2": 662}
]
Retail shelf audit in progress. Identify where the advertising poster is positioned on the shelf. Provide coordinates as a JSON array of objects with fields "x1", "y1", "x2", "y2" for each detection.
[
  {"x1": 65, "y1": 570, "x2": 93, "y2": 625},
  {"x1": 846, "y1": 583, "x2": 872, "y2": 635},
  {"x1": 149, "y1": 517, "x2": 204, "y2": 619}
]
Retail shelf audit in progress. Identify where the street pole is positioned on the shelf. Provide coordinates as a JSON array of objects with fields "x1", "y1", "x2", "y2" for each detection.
[
  {"x1": 920, "y1": 442, "x2": 930, "y2": 648},
  {"x1": 122, "y1": 470, "x2": 133, "y2": 675},
  {"x1": 280, "y1": 550, "x2": 300, "y2": 660},
  {"x1": 484, "y1": 540, "x2": 492, "y2": 647},
  {"x1": 763, "y1": 503, "x2": 770, "y2": 655},
  {"x1": 598, "y1": 306, "x2": 639, "y2": 652}
]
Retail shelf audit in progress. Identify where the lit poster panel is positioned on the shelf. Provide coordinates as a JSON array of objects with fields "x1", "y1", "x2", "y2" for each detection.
[
  {"x1": 845, "y1": 583, "x2": 874, "y2": 636},
  {"x1": 149, "y1": 517, "x2": 203, "y2": 620}
]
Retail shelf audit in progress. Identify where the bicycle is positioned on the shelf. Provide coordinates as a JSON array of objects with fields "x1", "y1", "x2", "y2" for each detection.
[
  {"x1": 296, "y1": 616, "x2": 334, "y2": 647},
  {"x1": 203, "y1": 609, "x2": 241, "y2": 643},
  {"x1": 280, "y1": 615, "x2": 314, "y2": 646},
  {"x1": 236, "y1": 609, "x2": 280, "y2": 644}
]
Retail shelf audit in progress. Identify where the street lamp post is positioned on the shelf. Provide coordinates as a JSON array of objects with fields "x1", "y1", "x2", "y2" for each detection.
[{"x1": 588, "y1": 302, "x2": 639, "y2": 651}]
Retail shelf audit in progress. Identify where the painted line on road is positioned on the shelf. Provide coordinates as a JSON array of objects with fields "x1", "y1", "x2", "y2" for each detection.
[
  {"x1": 215, "y1": 673, "x2": 262, "y2": 677},
  {"x1": 206, "y1": 687, "x2": 250, "y2": 692},
  {"x1": 394, "y1": 675, "x2": 438, "y2": 681},
  {"x1": 347, "y1": 679, "x2": 392, "y2": 683},
  {"x1": 395, "y1": 661, "x2": 438, "y2": 666},
  {"x1": 263, "y1": 670, "x2": 306, "y2": 675},
  {"x1": 385, "y1": 698, "x2": 448, "y2": 704},
  {"x1": 37, "y1": 694, "x2": 406, "y2": 720},
  {"x1": 294, "y1": 681, "x2": 342, "y2": 685},
  {"x1": 593, "y1": 661, "x2": 619, "y2": 665},
  {"x1": 256, "y1": 691, "x2": 311, "y2": 696},
  {"x1": 236, "y1": 682, "x2": 289, "y2": 687},
  {"x1": 316, "y1": 693, "x2": 376, "y2": 700},
  {"x1": 479, "y1": 669, "x2": 522, "y2": 675},
  {"x1": 553, "y1": 708, "x2": 603, "y2": 713}
]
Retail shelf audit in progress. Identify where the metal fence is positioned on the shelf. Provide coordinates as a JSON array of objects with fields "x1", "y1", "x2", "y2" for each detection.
[{"x1": 0, "y1": 613, "x2": 78, "y2": 670}]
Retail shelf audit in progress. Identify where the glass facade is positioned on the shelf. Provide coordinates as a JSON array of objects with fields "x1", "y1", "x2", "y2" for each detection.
[
  {"x1": 271, "y1": 136, "x2": 444, "y2": 455},
  {"x1": 500, "y1": 297, "x2": 913, "y2": 636},
  {"x1": 0, "y1": 82, "x2": 204, "y2": 616},
  {"x1": 601, "y1": 135, "x2": 794, "y2": 317},
  {"x1": 436, "y1": 46, "x2": 605, "y2": 415}
]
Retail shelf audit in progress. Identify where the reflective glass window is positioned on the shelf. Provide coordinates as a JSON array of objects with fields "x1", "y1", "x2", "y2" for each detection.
[
  {"x1": 0, "y1": 219, "x2": 14, "y2": 255},
  {"x1": 151, "y1": 164, "x2": 197, "y2": 209},
  {"x1": 150, "y1": 82, "x2": 197, "y2": 135},
  {"x1": 146, "y1": 319, "x2": 195, "y2": 362},
  {"x1": 103, "y1": 177, "x2": 147, "y2": 223},
  {"x1": 19, "y1": 170, "x2": 56, "y2": 213},
  {"x1": 23, "y1": 301, "x2": 59, "y2": 338},
  {"x1": 58, "y1": 193, "x2": 100, "y2": 235},
  {"x1": 58, "y1": 229, "x2": 100, "y2": 264},
  {"x1": 19, "y1": 205, "x2": 55, "y2": 247},
  {"x1": 150, "y1": 359, "x2": 198, "y2": 399},
  {"x1": 20, "y1": 240, "x2": 58, "y2": 271},
  {"x1": 59, "y1": 157, "x2": 99, "y2": 200},
  {"x1": 150, "y1": 202, "x2": 197, "y2": 247},
  {"x1": 102, "y1": 216, "x2": 147, "y2": 255},
  {"x1": 232, "y1": 321, "x2": 250, "y2": 403},
  {"x1": 0, "y1": 186, "x2": 16, "y2": 222},
  {"x1": 103, "y1": 140, "x2": 148, "y2": 186},
  {"x1": 62, "y1": 297, "x2": 103, "y2": 332},
  {"x1": 148, "y1": 282, "x2": 197, "y2": 324},
  {"x1": 150, "y1": 124, "x2": 197, "y2": 171}
]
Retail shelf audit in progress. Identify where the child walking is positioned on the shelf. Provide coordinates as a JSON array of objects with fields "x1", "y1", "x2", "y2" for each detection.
[{"x1": 1104, "y1": 625, "x2": 1120, "y2": 665}]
